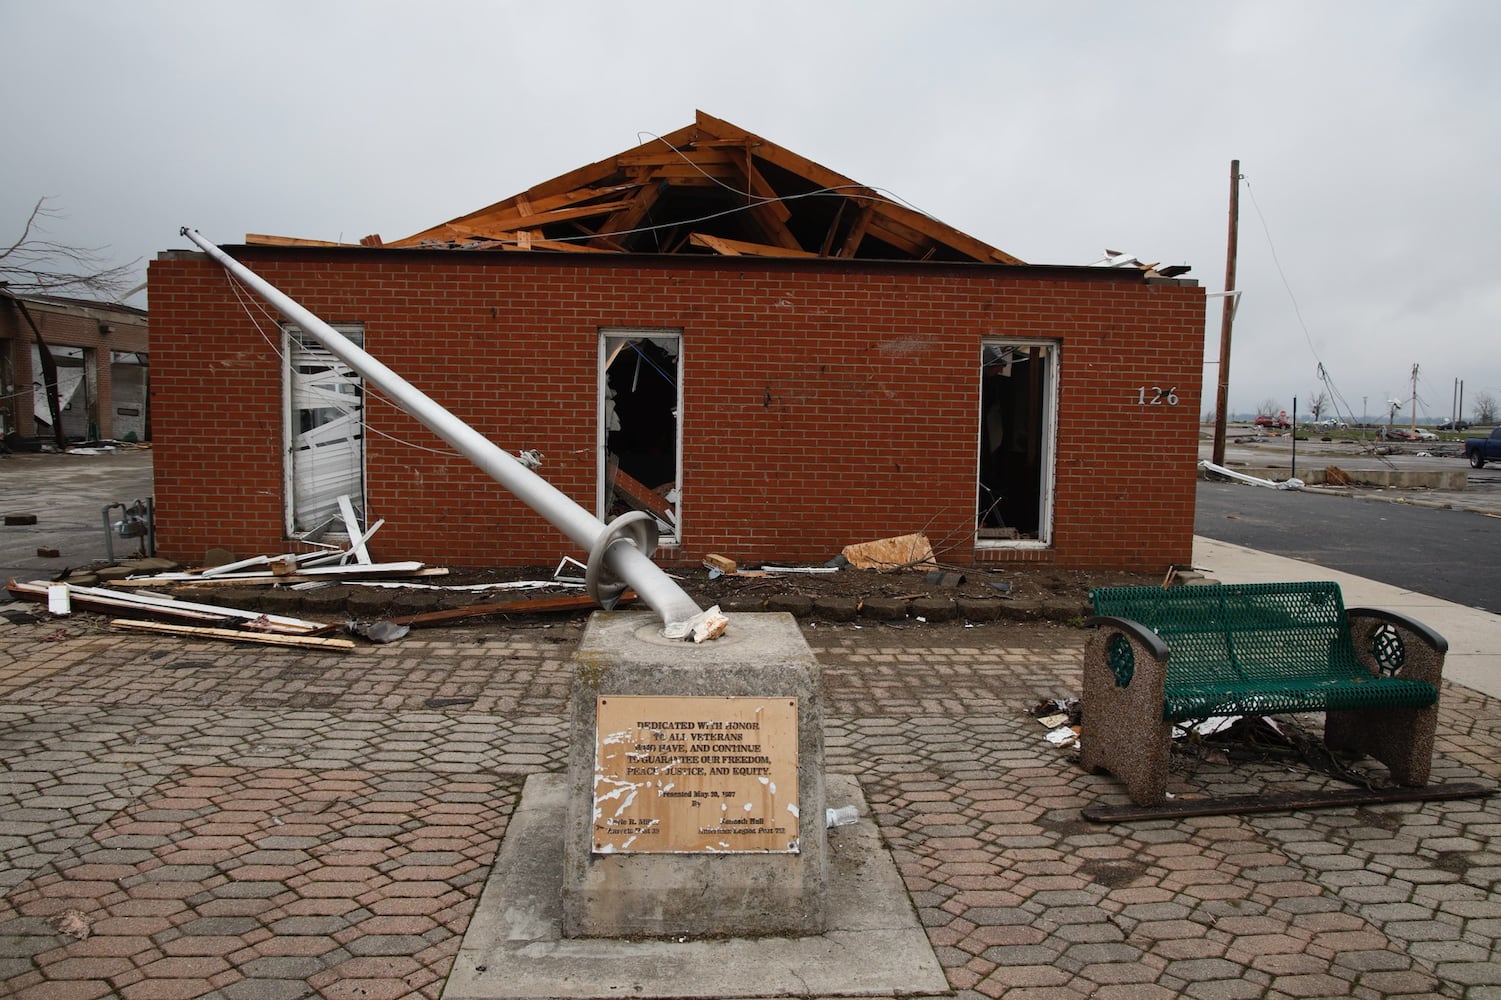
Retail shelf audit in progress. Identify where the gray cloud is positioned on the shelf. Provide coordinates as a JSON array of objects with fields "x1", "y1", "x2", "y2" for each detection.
[{"x1": 3, "y1": 0, "x2": 1495, "y2": 419}]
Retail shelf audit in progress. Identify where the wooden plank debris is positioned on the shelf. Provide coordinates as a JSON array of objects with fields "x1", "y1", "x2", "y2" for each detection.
[
  {"x1": 110, "y1": 619, "x2": 356, "y2": 651},
  {"x1": 610, "y1": 466, "x2": 675, "y2": 524}
]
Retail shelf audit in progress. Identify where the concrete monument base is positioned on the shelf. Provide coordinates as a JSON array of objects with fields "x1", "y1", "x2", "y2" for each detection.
[
  {"x1": 441, "y1": 773, "x2": 947, "y2": 1000},
  {"x1": 561, "y1": 612, "x2": 827, "y2": 939}
]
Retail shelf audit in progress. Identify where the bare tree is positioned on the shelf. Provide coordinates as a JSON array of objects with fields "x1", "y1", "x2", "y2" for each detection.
[
  {"x1": 1, "y1": 197, "x2": 138, "y2": 297},
  {"x1": 1, "y1": 198, "x2": 140, "y2": 448},
  {"x1": 1308, "y1": 391, "x2": 1327, "y2": 421},
  {"x1": 1476, "y1": 391, "x2": 1499, "y2": 426},
  {"x1": 1257, "y1": 397, "x2": 1281, "y2": 418}
]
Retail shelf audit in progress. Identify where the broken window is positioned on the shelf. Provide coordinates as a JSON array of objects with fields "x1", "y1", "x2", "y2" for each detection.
[
  {"x1": 31, "y1": 344, "x2": 92, "y2": 439},
  {"x1": 977, "y1": 341, "x2": 1056, "y2": 546},
  {"x1": 285, "y1": 323, "x2": 365, "y2": 536},
  {"x1": 599, "y1": 329, "x2": 681, "y2": 543}
]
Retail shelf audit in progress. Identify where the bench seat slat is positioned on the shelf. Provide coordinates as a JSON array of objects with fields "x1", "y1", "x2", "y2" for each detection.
[{"x1": 1164, "y1": 676, "x2": 1438, "y2": 720}]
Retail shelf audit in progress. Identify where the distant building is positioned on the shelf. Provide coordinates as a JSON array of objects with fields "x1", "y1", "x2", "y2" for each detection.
[
  {"x1": 149, "y1": 112, "x2": 1204, "y2": 571},
  {"x1": 0, "y1": 291, "x2": 149, "y2": 444}
]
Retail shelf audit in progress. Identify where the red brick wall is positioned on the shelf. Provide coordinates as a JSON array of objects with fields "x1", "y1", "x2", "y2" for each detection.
[{"x1": 147, "y1": 250, "x2": 1204, "y2": 571}]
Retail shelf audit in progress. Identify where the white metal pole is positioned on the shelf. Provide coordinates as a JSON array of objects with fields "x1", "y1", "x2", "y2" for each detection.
[{"x1": 180, "y1": 227, "x2": 709, "y2": 635}]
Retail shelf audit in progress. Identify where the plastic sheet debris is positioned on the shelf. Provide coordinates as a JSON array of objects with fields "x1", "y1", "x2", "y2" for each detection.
[
  {"x1": 347, "y1": 620, "x2": 411, "y2": 643},
  {"x1": 1199, "y1": 459, "x2": 1304, "y2": 490},
  {"x1": 1045, "y1": 726, "x2": 1080, "y2": 748}
]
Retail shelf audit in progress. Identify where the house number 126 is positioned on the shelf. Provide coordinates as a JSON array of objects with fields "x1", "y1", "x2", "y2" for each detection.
[{"x1": 1136, "y1": 386, "x2": 1179, "y2": 406}]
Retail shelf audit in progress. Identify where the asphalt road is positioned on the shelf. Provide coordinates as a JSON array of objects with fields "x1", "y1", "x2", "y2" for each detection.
[
  {"x1": 0, "y1": 449, "x2": 155, "y2": 584},
  {"x1": 1195, "y1": 479, "x2": 1500, "y2": 614}
]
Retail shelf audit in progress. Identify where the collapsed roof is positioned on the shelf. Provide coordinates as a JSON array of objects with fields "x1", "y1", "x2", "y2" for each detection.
[{"x1": 249, "y1": 110, "x2": 1026, "y2": 265}]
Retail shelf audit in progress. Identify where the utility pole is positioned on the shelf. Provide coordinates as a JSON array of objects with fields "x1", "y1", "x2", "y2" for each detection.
[
  {"x1": 1211, "y1": 159, "x2": 1240, "y2": 467},
  {"x1": 1410, "y1": 363, "x2": 1419, "y2": 434}
]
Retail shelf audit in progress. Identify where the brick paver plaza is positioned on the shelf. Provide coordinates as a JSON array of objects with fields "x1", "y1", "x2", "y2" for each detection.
[{"x1": 2, "y1": 610, "x2": 1499, "y2": 999}]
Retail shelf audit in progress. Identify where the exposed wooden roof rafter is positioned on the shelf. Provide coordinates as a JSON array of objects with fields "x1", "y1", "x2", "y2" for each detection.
[{"x1": 264, "y1": 111, "x2": 1026, "y2": 265}]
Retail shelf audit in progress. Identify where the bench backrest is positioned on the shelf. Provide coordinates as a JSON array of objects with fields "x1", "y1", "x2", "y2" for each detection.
[{"x1": 1090, "y1": 581, "x2": 1365, "y2": 687}]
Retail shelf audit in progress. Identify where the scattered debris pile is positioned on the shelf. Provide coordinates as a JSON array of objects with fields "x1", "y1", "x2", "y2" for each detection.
[
  {"x1": 7, "y1": 528, "x2": 1174, "y2": 648},
  {"x1": 1030, "y1": 698, "x2": 1397, "y2": 793}
]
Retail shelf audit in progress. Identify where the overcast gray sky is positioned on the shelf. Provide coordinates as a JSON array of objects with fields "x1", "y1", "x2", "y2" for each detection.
[{"x1": 4, "y1": 0, "x2": 1497, "y2": 422}]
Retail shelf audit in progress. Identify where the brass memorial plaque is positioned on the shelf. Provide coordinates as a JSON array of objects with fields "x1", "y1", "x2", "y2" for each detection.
[{"x1": 593, "y1": 695, "x2": 800, "y2": 854}]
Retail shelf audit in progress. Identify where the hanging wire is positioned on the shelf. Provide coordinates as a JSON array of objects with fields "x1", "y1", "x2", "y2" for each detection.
[
  {"x1": 222, "y1": 269, "x2": 468, "y2": 459},
  {"x1": 1243, "y1": 176, "x2": 1368, "y2": 429}
]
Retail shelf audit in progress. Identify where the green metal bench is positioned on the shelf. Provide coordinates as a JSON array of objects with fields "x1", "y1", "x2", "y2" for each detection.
[{"x1": 1081, "y1": 581, "x2": 1447, "y2": 806}]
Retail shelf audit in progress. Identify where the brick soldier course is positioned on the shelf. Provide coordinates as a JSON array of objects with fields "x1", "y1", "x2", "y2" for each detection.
[{"x1": 2, "y1": 609, "x2": 1499, "y2": 999}]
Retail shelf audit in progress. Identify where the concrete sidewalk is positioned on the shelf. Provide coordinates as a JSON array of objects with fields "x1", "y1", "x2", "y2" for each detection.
[{"x1": 1194, "y1": 535, "x2": 1501, "y2": 700}]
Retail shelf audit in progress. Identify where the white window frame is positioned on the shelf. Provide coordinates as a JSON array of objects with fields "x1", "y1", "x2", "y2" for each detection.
[
  {"x1": 976, "y1": 339, "x2": 1059, "y2": 550},
  {"x1": 282, "y1": 322, "x2": 367, "y2": 539},
  {"x1": 597, "y1": 327, "x2": 683, "y2": 546}
]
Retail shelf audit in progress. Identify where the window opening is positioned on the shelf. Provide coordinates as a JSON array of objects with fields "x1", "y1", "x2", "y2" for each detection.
[
  {"x1": 978, "y1": 341, "x2": 1055, "y2": 545},
  {"x1": 599, "y1": 330, "x2": 681, "y2": 543},
  {"x1": 285, "y1": 324, "x2": 365, "y2": 536},
  {"x1": 30, "y1": 344, "x2": 91, "y2": 439}
]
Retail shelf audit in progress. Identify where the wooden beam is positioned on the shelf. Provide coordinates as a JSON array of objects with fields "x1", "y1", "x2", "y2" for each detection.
[
  {"x1": 443, "y1": 199, "x2": 636, "y2": 241},
  {"x1": 616, "y1": 147, "x2": 741, "y2": 170},
  {"x1": 689, "y1": 233, "x2": 817, "y2": 258},
  {"x1": 506, "y1": 238, "x2": 619, "y2": 254},
  {"x1": 525, "y1": 122, "x2": 700, "y2": 202},
  {"x1": 244, "y1": 234, "x2": 354, "y2": 247},
  {"x1": 389, "y1": 181, "x2": 644, "y2": 247},
  {"x1": 735, "y1": 149, "x2": 802, "y2": 250},
  {"x1": 594, "y1": 182, "x2": 665, "y2": 249},
  {"x1": 819, "y1": 199, "x2": 849, "y2": 257},
  {"x1": 694, "y1": 110, "x2": 1022, "y2": 263},
  {"x1": 870, "y1": 202, "x2": 1025, "y2": 264},
  {"x1": 837, "y1": 200, "x2": 876, "y2": 257},
  {"x1": 110, "y1": 619, "x2": 356, "y2": 651},
  {"x1": 610, "y1": 466, "x2": 675, "y2": 523},
  {"x1": 734, "y1": 149, "x2": 792, "y2": 223}
]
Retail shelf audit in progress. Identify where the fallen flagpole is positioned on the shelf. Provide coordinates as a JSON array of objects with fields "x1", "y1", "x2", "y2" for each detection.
[{"x1": 180, "y1": 227, "x2": 723, "y2": 640}]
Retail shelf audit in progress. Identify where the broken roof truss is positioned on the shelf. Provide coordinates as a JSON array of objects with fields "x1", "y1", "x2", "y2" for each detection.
[{"x1": 249, "y1": 111, "x2": 1025, "y2": 265}]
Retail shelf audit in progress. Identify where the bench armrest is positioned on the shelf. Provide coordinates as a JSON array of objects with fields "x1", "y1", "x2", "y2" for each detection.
[
  {"x1": 1346, "y1": 607, "x2": 1449, "y2": 655},
  {"x1": 1086, "y1": 616, "x2": 1170, "y2": 663},
  {"x1": 1346, "y1": 607, "x2": 1448, "y2": 687}
]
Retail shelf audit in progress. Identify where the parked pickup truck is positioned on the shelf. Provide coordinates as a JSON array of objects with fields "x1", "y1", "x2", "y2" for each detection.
[{"x1": 1465, "y1": 427, "x2": 1501, "y2": 468}]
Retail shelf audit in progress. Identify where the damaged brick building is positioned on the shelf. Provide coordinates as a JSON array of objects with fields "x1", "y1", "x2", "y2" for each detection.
[
  {"x1": 1, "y1": 291, "x2": 150, "y2": 445},
  {"x1": 148, "y1": 111, "x2": 1205, "y2": 572}
]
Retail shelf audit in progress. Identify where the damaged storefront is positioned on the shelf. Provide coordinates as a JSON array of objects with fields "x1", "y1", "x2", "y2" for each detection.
[{"x1": 1, "y1": 291, "x2": 150, "y2": 446}]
